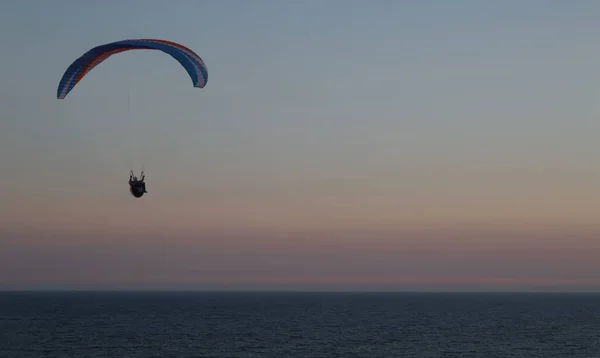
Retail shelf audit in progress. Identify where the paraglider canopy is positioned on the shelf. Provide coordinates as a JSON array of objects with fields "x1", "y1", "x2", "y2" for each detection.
[{"x1": 56, "y1": 38, "x2": 208, "y2": 99}]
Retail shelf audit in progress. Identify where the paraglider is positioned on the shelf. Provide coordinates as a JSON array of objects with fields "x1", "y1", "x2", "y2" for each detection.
[
  {"x1": 129, "y1": 171, "x2": 147, "y2": 198},
  {"x1": 56, "y1": 38, "x2": 208, "y2": 99},
  {"x1": 56, "y1": 38, "x2": 208, "y2": 198}
]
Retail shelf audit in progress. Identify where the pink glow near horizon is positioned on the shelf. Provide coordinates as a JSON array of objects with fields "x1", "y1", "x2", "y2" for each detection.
[{"x1": 1, "y1": 223, "x2": 600, "y2": 290}]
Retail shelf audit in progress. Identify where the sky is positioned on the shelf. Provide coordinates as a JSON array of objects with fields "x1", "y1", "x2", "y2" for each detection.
[{"x1": 2, "y1": 0, "x2": 600, "y2": 291}]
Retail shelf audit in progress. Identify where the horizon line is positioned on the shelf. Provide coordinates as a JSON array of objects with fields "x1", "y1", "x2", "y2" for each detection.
[{"x1": 2, "y1": 288, "x2": 600, "y2": 294}]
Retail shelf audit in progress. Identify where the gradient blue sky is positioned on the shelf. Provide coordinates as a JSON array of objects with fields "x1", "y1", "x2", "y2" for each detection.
[{"x1": 2, "y1": 0, "x2": 600, "y2": 291}]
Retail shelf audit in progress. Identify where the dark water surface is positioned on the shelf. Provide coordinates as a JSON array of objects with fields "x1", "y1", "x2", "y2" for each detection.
[{"x1": 1, "y1": 292, "x2": 599, "y2": 357}]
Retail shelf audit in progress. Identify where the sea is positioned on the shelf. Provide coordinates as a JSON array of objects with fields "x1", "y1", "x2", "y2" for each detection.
[{"x1": 0, "y1": 291, "x2": 599, "y2": 357}]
